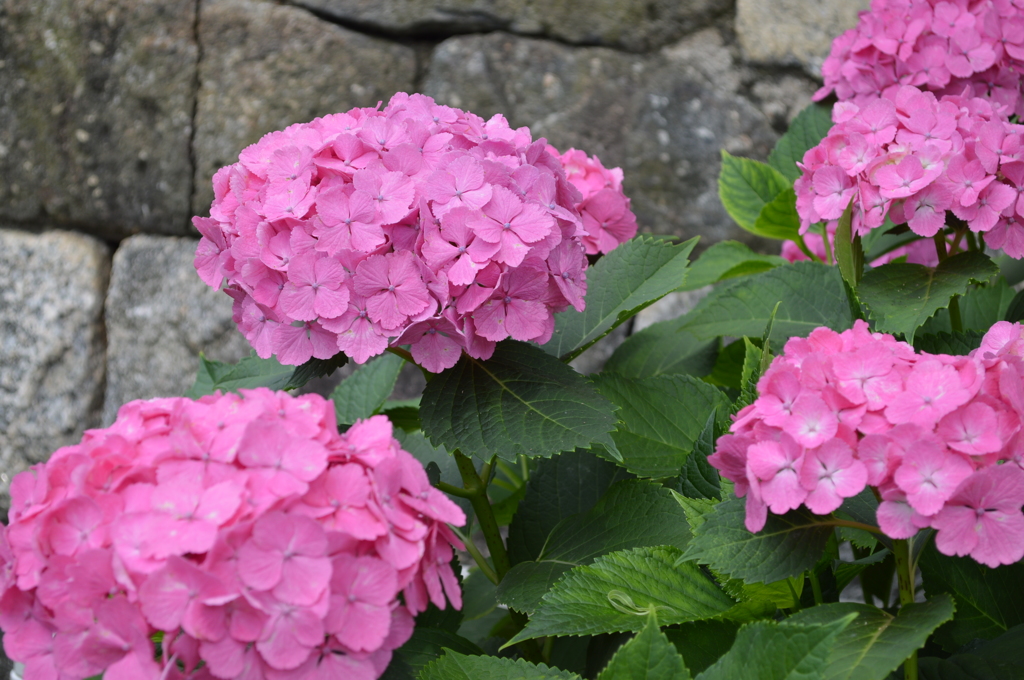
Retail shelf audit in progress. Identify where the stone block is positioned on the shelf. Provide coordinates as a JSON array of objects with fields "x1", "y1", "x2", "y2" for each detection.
[
  {"x1": 422, "y1": 30, "x2": 777, "y2": 246},
  {"x1": 736, "y1": 0, "x2": 870, "y2": 76},
  {"x1": 0, "y1": 228, "x2": 109, "y2": 501},
  {"x1": 191, "y1": 0, "x2": 417, "y2": 215},
  {"x1": 288, "y1": 0, "x2": 731, "y2": 52},
  {"x1": 102, "y1": 235, "x2": 251, "y2": 424},
  {"x1": 0, "y1": 0, "x2": 198, "y2": 238}
]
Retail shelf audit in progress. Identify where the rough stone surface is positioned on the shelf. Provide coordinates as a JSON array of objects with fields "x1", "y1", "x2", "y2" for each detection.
[
  {"x1": 422, "y1": 30, "x2": 778, "y2": 246},
  {"x1": 192, "y1": 0, "x2": 417, "y2": 215},
  {"x1": 0, "y1": 228, "x2": 109, "y2": 500},
  {"x1": 102, "y1": 235, "x2": 251, "y2": 425},
  {"x1": 736, "y1": 0, "x2": 870, "y2": 75},
  {"x1": 288, "y1": 0, "x2": 730, "y2": 52},
  {"x1": 0, "y1": 0, "x2": 198, "y2": 238}
]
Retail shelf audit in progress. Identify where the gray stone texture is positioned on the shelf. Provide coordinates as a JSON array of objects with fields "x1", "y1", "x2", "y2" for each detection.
[
  {"x1": 0, "y1": 0, "x2": 198, "y2": 238},
  {"x1": 191, "y1": 0, "x2": 418, "y2": 215},
  {"x1": 0, "y1": 228, "x2": 109, "y2": 498},
  {"x1": 422, "y1": 29, "x2": 780, "y2": 246},
  {"x1": 736, "y1": 0, "x2": 870, "y2": 75},
  {"x1": 102, "y1": 235, "x2": 251, "y2": 424},
  {"x1": 288, "y1": 0, "x2": 731, "y2": 52}
]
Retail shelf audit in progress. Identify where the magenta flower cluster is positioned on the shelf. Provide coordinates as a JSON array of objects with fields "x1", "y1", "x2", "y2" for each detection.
[
  {"x1": 193, "y1": 92, "x2": 621, "y2": 373},
  {"x1": 710, "y1": 320, "x2": 1024, "y2": 568},
  {"x1": 546, "y1": 145, "x2": 638, "y2": 255},
  {"x1": 795, "y1": 84, "x2": 1024, "y2": 257},
  {"x1": 816, "y1": 0, "x2": 1024, "y2": 116},
  {"x1": 0, "y1": 389, "x2": 464, "y2": 680}
]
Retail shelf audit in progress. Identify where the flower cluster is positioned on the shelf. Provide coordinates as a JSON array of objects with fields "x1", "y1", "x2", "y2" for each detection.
[
  {"x1": 194, "y1": 93, "x2": 614, "y2": 373},
  {"x1": 816, "y1": 0, "x2": 1024, "y2": 116},
  {"x1": 0, "y1": 390, "x2": 464, "y2": 680},
  {"x1": 546, "y1": 145, "x2": 638, "y2": 255},
  {"x1": 710, "y1": 319, "x2": 1024, "y2": 568},
  {"x1": 795, "y1": 84, "x2": 1024, "y2": 257}
]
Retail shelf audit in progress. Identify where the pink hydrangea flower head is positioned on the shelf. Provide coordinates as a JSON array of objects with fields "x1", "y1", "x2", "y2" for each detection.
[
  {"x1": 0, "y1": 390, "x2": 464, "y2": 679},
  {"x1": 710, "y1": 320, "x2": 1024, "y2": 566},
  {"x1": 816, "y1": 1, "x2": 1024, "y2": 117},
  {"x1": 791, "y1": 82, "x2": 1024, "y2": 260},
  {"x1": 195, "y1": 94, "x2": 641, "y2": 372}
]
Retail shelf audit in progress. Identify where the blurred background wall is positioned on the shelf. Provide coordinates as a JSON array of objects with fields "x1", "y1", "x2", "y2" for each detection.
[{"x1": 0, "y1": 0, "x2": 869, "y2": 505}]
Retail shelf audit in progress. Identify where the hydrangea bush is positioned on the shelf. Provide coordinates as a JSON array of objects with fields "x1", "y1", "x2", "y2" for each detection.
[{"x1": 7, "y1": 4, "x2": 1024, "y2": 676}]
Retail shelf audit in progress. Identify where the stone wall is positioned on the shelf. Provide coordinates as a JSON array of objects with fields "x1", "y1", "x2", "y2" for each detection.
[{"x1": 0, "y1": 0, "x2": 869, "y2": 505}]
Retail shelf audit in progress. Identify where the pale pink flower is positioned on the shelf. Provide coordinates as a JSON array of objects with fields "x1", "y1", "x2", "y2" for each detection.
[{"x1": 932, "y1": 465, "x2": 1024, "y2": 567}]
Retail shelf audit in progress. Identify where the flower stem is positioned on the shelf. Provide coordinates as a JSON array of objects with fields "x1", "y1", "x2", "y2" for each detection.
[
  {"x1": 449, "y1": 525, "x2": 499, "y2": 585},
  {"x1": 933, "y1": 232, "x2": 963, "y2": 333},
  {"x1": 894, "y1": 538, "x2": 919, "y2": 680},
  {"x1": 809, "y1": 570, "x2": 824, "y2": 606},
  {"x1": 796, "y1": 234, "x2": 823, "y2": 263},
  {"x1": 453, "y1": 451, "x2": 511, "y2": 580},
  {"x1": 385, "y1": 346, "x2": 415, "y2": 363}
]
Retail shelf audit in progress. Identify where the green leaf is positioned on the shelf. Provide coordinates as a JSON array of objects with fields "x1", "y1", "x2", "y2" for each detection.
[
  {"x1": 676, "y1": 412, "x2": 722, "y2": 500},
  {"x1": 682, "y1": 496, "x2": 836, "y2": 584},
  {"x1": 695, "y1": 616, "x2": 854, "y2": 680},
  {"x1": 331, "y1": 352, "x2": 405, "y2": 425},
  {"x1": 912, "y1": 330, "x2": 985, "y2": 356},
  {"x1": 282, "y1": 353, "x2": 349, "y2": 391},
  {"x1": 753, "y1": 187, "x2": 802, "y2": 241},
  {"x1": 788, "y1": 596, "x2": 955, "y2": 680},
  {"x1": 919, "y1": 274, "x2": 1015, "y2": 335},
  {"x1": 418, "y1": 651, "x2": 582, "y2": 680},
  {"x1": 664, "y1": 620, "x2": 739, "y2": 676},
  {"x1": 494, "y1": 561, "x2": 576, "y2": 616},
  {"x1": 833, "y1": 549, "x2": 890, "y2": 594},
  {"x1": 682, "y1": 240, "x2": 790, "y2": 292},
  {"x1": 597, "y1": 615, "x2": 693, "y2": 680},
  {"x1": 718, "y1": 151, "x2": 792, "y2": 236},
  {"x1": 683, "y1": 262, "x2": 855, "y2": 342},
  {"x1": 544, "y1": 236, "x2": 699, "y2": 361},
  {"x1": 507, "y1": 449, "x2": 633, "y2": 565},
  {"x1": 420, "y1": 341, "x2": 619, "y2": 461},
  {"x1": 738, "y1": 338, "x2": 763, "y2": 411},
  {"x1": 605, "y1": 316, "x2": 718, "y2": 380},
  {"x1": 857, "y1": 252, "x2": 999, "y2": 342},
  {"x1": 1006, "y1": 287, "x2": 1024, "y2": 323},
  {"x1": 767, "y1": 102, "x2": 835, "y2": 183},
  {"x1": 704, "y1": 339, "x2": 748, "y2": 391},
  {"x1": 508, "y1": 547, "x2": 735, "y2": 644},
  {"x1": 918, "y1": 542, "x2": 1024, "y2": 651},
  {"x1": 918, "y1": 624, "x2": 1024, "y2": 680},
  {"x1": 497, "y1": 480, "x2": 692, "y2": 614},
  {"x1": 185, "y1": 351, "x2": 295, "y2": 398},
  {"x1": 835, "y1": 203, "x2": 864, "y2": 288},
  {"x1": 388, "y1": 627, "x2": 483, "y2": 678},
  {"x1": 591, "y1": 374, "x2": 731, "y2": 478}
]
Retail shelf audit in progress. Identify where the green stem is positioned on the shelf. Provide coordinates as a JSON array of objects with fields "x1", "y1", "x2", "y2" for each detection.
[
  {"x1": 932, "y1": 232, "x2": 963, "y2": 333},
  {"x1": 449, "y1": 525, "x2": 499, "y2": 585},
  {"x1": 949, "y1": 296, "x2": 963, "y2": 334},
  {"x1": 435, "y1": 480, "x2": 476, "y2": 499},
  {"x1": 385, "y1": 346, "x2": 415, "y2": 363},
  {"x1": 828, "y1": 518, "x2": 885, "y2": 535},
  {"x1": 796, "y1": 234, "x2": 823, "y2": 263},
  {"x1": 454, "y1": 451, "x2": 511, "y2": 580},
  {"x1": 821, "y1": 227, "x2": 834, "y2": 266},
  {"x1": 894, "y1": 538, "x2": 919, "y2": 680},
  {"x1": 808, "y1": 570, "x2": 824, "y2": 606}
]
